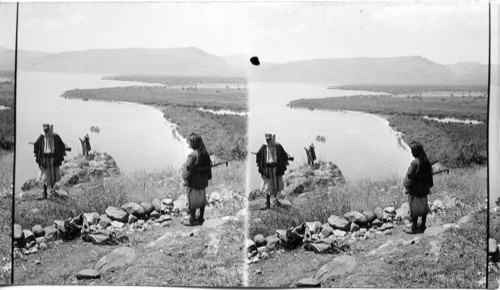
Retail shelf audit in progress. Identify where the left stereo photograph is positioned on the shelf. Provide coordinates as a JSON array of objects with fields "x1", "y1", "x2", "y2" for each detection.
[
  {"x1": 11, "y1": 2, "x2": 248, "y2": 286},
  {"x1": 0, "y1": 2, "x2": 16, "y2": 286}
]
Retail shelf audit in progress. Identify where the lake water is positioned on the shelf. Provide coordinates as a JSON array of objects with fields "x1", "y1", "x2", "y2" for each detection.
[
  {"x1": 249, "y1": 82, "x2": 414, "y2": 189},
  {"x1": 16, "y1": 71, "x2": 188, "y2": 192}
]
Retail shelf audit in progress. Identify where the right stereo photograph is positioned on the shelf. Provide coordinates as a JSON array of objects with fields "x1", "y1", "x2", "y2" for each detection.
[{"x1": 246, "y1": 2, "x2": 490, "y2": 288}]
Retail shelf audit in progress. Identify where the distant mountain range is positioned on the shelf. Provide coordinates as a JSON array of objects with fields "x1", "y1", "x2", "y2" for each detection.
[{"x1": 0, "y1": 47, "x2": 490, "y2": 85}]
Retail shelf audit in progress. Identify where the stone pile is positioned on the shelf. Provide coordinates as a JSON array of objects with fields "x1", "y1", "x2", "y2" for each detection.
[
  {"x1": 14, "y1": 188, "x2": 240, "y2": 258},
  {"x1": 248, "y1": 196, "x2": 457, "y2": 265}
]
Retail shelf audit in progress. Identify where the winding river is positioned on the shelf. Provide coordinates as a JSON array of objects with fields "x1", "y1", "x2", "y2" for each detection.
[
  {"x1": 249, "y1": 82, "x2": 414, "y2": 189},
  {"x1": 15, "y1": 71, "x2": 188, "y2": 191}
]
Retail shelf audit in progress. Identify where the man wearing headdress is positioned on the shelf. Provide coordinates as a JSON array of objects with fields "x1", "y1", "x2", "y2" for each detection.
[
  {"x1": 256, "y1": 133, "x2": 292, "y2": 210},
  {"x1": 33, "y1": 123, "x2": 70, "y2": 199}
]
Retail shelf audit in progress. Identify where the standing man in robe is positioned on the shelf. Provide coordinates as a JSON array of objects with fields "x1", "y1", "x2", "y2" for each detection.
[
  {"x1": 256, "y1": 133, "x2": 293, "y2": 210},
  {"x1": 33, "y1": 123, "x2": 70, "y2": 199}
]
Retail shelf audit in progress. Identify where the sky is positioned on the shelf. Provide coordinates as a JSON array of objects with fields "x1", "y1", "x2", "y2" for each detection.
[
  {"x1": 0, "y1": 3, "x2": 17, "y2": 49},
  {"x1": 2, "y1": 2, "x2": 490, "y2": 64}
]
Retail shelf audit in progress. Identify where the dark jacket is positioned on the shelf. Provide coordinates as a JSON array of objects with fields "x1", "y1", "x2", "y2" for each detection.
[
  {"x1": 403, "y1": 158, "x2": 433, "y2": 197},
  {"x1": 182, "y1": 149, "x2": 212, "y2": 190},
  {"x1": 256, "y1": 143, "x2": 290, "y2": 177},
  {"x1": 34, "y1": 134, "x2": 69, "y2": 168}
]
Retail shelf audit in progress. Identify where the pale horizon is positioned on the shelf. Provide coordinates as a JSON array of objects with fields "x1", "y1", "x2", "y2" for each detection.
[{"x1": 9, "y1": 2, "x2": 488, "y2": 65}]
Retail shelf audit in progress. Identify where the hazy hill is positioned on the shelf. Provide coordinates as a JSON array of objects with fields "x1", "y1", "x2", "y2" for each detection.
[
  {"x1": 251, "y1": 56, "x2": 487, "y2": 85},
  {"x1": 19, "y1": 47, "x2": 240, "y2": 77},
  {"x1": 0, "y1": 47, "x2": 49, "y2": 71},
  {"x1": 446, "y1": 62, "x2": 488, "y2": 85}
]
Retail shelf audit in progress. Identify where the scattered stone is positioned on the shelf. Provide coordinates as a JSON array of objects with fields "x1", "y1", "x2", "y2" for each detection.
[
  {"x1": 372, "y1": 219, "x2": 383, "y2": 227},
  {"x1": 350, "y1": 223, "x2": 360, "y2": 232},
  {"x1": 362, "y1": 211, "x2": 376, "y2": 223},
  {"x1": 83, "y1": 212, "x2": 99, "y2": 225},
  {"x1": 384, "y1": 207, "x2": 396, "y2": 214},
  {"x1": 254, "y1": 234, "x2": 266, "y2": 247},
  {"x1": 140, "y1": 202, "x2": 154, "y2": 215},
  {"x1": 44, "y1": 225, "x2": 59, "y2": 241},
  {"x1": 277, "y1": 199, "x2": 292, "y2": 208},
  {"x1": 105, "y1": 206, "x2": 128, "y2": 222},
  {"x1": 443, "y1": 223, "x2": 458, "y2": 229},
  {"x1": 157, "y1": 214, "x2": 172, "y2": 223},
  {"x1": 23, "y1": 230, "x2": 35, "y2": 244},
  {"x1": 314, "y1": 255, "x2": 356, "y2": 282},
  {"x1": 327, "y1": 215, "x2": 350, "y2": 231},
  {"x1": 121, "y1": 202, "x2": 145, "y2": 217},
  {"x1": 77, "y1": 269, "x2": 101, "y2": 280},
  {"x1": 39, "y1": 242, "x2": 47, "y2": 250},
  {"x1": 14, "y1": 224, "x2": 25, "y2": 247},
  {"x1": 111, "y1": 221, "x2": 125, "y2": 228},
  {"x1": 261, "y1": 252, "x2": 269, "y2": 259},
  {"x1": 266, "y1": 235, "x2": 281, "y2": 251},
  {"x1": 333, "y1": 230, "x2": 347, "y2": 237},
  {"x1": 53, "y1": 190, "x2": 69, "y2": 199},
  {"x1": 128, "y1": 214, "x2": 138, "y2": 224},
  {"x1": 305, "y1": 221, "x2": 322, "y2": 234},
  {"x1": 99, "y1": 215, "x2": 112, "y2": 228},
  {"x1": 374, "y1": 207, "x2": 384, "y2": 220},
  {"x1": 431, "y1": 200, "x2": 445, "y2": 213},
  {"x1": 343, "y1": 211, "x2": 368, "y2": 225},
  {"x1": 93, "y1": 247, "x2": 136, "y2": 273},
  {"x1": 35, "y1": 237, "x2": 46, "y2": 244},
  {"x1": 173, "y1": 195, "x2": 188, "y2": 213},
  {"x1": 162, "y1": 198, "x2": 174, "y2": 206},
  {"x1": 152, "y1": 198, "x2": 162, "y2": 212},
  {"x1": 296, "y1": 278, "x2": 321, "y2": 287},
  {"x1": 458, "y1": 213, "x2": 473, "y2": 225},
  {"x1": 395, "y1": 202, "x2": 410, "y2": 221},
  {"x1": 247, "y1": 239, "x2": 257, "y2": 253},
  {"x1": 34, "y1": 260, "x2": 41, "y2": 265},
  {"x1": 149, "y1": 210, "x2": 161, "y2": 219},
  {"x1": 320, "y1": 223, "x2": 334, "y2": 237},
  {"x1": 31, "y1": 225, "x2": 45, "y2": 238},
  {"x1": 488, "y1": 238, "x2": 499, "y2": 255}
]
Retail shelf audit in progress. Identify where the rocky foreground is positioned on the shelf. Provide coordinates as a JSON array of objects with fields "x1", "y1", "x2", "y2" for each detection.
[
  {"x1": 14, "y1": 152, "x2": 246, "y2": 286},
  {"x1": 248, "y1": 161, "x2": 486, "y2": 287}
]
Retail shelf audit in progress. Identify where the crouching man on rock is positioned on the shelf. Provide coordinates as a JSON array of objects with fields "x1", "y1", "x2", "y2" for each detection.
[
  {"x1": 33, "y1": 123, "x2": 71, "y2": 200},
  {"x1": 256, "y1": 133, "x2": 293, "y2": 210},
  {"x1": 182, "y1": 133, "x2": 212, "y2": 226}
]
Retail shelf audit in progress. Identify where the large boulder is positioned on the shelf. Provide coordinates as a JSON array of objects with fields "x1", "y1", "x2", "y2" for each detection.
[
  {"x1": 313, "y1": 255, "x2": 356, "y2": 282},
  {"x1": 488, "y1": 238, "x2": 499, "y2": 256},
  {"x1": 327, "y1": 215, "x2": 350, "y2": 231},
  {"x1": 121, "y1": 202, "x2": 145, "y2": 217},
  {"x1": 105, "y1": 206, "x2": 128, "y2": 222},
  {"x1": 246, "y1": 239, "x2": 257, "y2": 253},
  {"x1": 93, "y1": 247, "x2": 136, "y2": 274},
  {"x1": 343, "y1": 211, "x2": 368, "y2": 225}
]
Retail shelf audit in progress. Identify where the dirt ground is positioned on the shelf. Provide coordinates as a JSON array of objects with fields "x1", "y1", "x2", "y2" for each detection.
[{"x1": 14, "y1": 215, "x2": 244, "y2": 286}]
